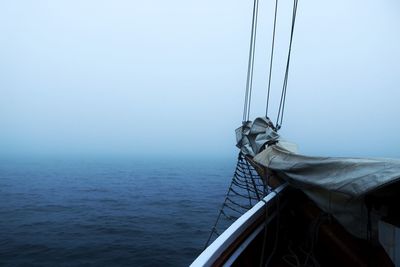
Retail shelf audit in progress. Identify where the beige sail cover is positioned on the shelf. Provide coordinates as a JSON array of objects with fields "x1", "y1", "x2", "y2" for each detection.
[
  {"x1": 254, "y1": 143, "x2": 400, "y2": 198},
  {"x1": 238, "y1": 117, "x2": 400, "y2": 239},
  {"x1": 253, "y1": 143, "x2": 400, "y2": 238}
]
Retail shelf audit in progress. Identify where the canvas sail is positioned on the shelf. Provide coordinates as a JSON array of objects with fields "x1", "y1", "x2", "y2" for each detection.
[{"x1": 237, "y1": 117, "x2": 400, "y2": 239}]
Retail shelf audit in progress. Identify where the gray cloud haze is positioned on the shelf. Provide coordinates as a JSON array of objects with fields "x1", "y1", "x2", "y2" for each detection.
[{"x1": 1, "y1": 0, "x2": 399, "y2": 158}]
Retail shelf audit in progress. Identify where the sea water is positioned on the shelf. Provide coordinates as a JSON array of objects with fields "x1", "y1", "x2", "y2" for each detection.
[{"x1": 0, "y1": 156, "x2": 234, "y2": 266}]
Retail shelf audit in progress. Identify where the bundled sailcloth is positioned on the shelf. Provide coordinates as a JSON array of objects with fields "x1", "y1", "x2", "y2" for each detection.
[{"x1": 236, "y1": 117, "x2": 400, "y2": 239}]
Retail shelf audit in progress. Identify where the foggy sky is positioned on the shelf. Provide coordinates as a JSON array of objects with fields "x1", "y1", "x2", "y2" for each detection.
[{"x1": 1, "y1": 0, "x2": 399, "y2": 158}]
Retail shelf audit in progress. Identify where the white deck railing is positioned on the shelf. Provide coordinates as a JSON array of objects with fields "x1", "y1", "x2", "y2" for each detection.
[{"x1": 191, "y1": 183, "x2": 288, "y2": 267}]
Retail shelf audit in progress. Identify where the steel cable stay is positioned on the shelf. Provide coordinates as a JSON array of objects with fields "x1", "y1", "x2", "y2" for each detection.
[
  {"x1": 276, "y1": 0, "x2": 298, "y2": 130},
  {"x1": 243, "y1": 0, "x2": 260, "y2": 123},
  {"x1": 265, "y1": 0, "x2": 279, "y2": 118},
  {"x1": 242, "y1": 0, "x2": 299, "y2": 130}
]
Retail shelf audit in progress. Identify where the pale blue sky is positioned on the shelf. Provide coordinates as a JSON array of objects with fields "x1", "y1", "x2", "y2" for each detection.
[{"x1": 1, "y1": 0, "x2": 399, "y2": 158}]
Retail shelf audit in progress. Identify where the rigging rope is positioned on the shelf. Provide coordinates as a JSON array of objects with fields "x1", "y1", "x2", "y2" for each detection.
[
  {"x1": 243, "y1": 0, "x2": 260, "y2": 123},
  {"x1": 204, "y1": 0, "x2": 300, "y2": 254},
  {"x1": 276, "y1": 0, "x2": 298, "y2": 129},
  {"x1": 243, "y1": 0, "x2": 298, "y2": 130},
  {"x1": 265, "y1": 0, "x2": 279, "y2": 118},
  {"x1": 204, "y1": 152, "x2": 268, "y2": 248}
]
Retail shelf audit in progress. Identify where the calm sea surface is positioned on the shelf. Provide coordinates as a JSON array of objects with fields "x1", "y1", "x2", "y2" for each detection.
[{"x1": 0, "y1": 156, "x2": 235, "y2": 267}]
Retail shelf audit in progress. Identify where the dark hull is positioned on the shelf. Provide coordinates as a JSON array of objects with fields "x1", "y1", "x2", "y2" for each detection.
[
  {"x1": 193, "y1": 187, "x2": 394, "y2": 267},
  {"x1": 223, "y1": 190, "x2": 393, "y2": 267}
]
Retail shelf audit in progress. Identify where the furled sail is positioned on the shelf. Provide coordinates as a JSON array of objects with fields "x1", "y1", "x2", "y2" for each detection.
[{"x1": 237, "y1": 117, "x2": 400, "y2": 239}]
